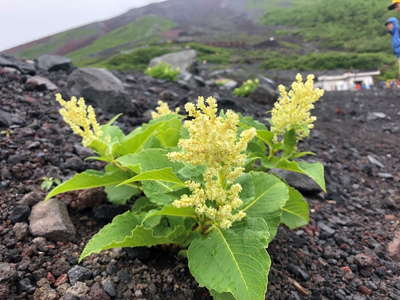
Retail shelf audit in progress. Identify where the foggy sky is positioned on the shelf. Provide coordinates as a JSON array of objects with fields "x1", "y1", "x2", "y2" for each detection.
[{"x1": 0, "y1": 0, "x2": 165, "y2": 51}]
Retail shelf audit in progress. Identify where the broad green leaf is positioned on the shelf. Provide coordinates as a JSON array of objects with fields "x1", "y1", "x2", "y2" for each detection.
[
  {"x1": 283, "y1": 129, "x2": 296, "y2": 156},
  {"x1": 239, "y1": 116, "x2": 268, "y2": 131},
  {"x1": 146, "y1": 188, "x2": 189, "y2": 206},
  {"x1": 188, "y1": 218, "x2": 270, "y2": 300},
  {"x1": 115, "y1": 122, "x2": 163, "y2": 156},
  {"x1": 178, "y1": 164, "x2": 205, "y2": 181},
  {"x1": 153, "y1": 116, "x2": 182, "y2": 147},
  {"x1": 146, "y1": 206, "x2": 196, "y2": 219},
  {"x1": 132, "y1": 196, "x2": 158, "y2": 213},
  {"x1": 105, "y1": 185, "x2": 141, "y2": 205},
  {"x1": 256, "y1": 130, "x2": 274, "y2": 146},
  {"x1": 116, "y1": 149, "x2": 183, "y2": 173},
  {"x1": 239, "y1": 172, "x2": 288, "y2": 240},
  {"x1": 80, "y1": 211, "x2": 190, "y2": 261},
  {"x1": 119, "y1": 167, "x2": 185, "y2": 186},
  {"x1": 297, "y1": 161, "x2": 325, "y2": 192},
  {"x1": 45, "y1": 168, "x2": 131, "y2": 200},
  {"x1": 210, "y1": 291, "x2": 235, "y2": 300},
  {"x1": 261, "y1": 159, "x2": 326, "y2": 192},
  {"x1": 281, "y1": 187, "x2": 309, "y2": 229}
]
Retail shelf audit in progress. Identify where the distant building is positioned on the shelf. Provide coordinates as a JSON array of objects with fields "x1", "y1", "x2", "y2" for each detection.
[{"x1": 316, "y1": 71, "x2": 381, "y2": 91}]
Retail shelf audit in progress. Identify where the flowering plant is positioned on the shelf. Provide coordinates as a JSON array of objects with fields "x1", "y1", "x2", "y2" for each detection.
[
  {"x1": 233, "y1": 78, "x2": 260, "y2": 97},
  {"x1": 145, "y1": 62, "x2": 180, "y2": 81},
  {"x1": 46, "y1": 74, "x2": 324, "y2": 300}
]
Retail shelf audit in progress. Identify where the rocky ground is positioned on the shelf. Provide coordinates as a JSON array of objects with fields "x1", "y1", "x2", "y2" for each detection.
[{"x1": 0, "y1": 58, "x2": 399, "y2": 300}]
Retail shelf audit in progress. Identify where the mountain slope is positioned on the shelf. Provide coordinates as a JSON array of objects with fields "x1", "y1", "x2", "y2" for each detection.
[{"x1": 3, "y1": 0, "x2": 279, "y2": 63}]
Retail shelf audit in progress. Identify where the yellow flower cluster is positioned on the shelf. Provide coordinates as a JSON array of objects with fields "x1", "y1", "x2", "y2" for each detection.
[
  {"x1": 151, "y1": 101, "x2": 180, "y2": 119},
  {"x1": 168, "y1": 97, "x2": 256, "y2": 229},
  {"x1": 55, "y1": 93, "x2": 102, "y2": 146},
  {"x1": 270, "y1": 74, "x2": 324, "y2": 141}
]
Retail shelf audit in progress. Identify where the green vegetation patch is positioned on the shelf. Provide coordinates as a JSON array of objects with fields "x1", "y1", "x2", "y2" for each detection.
[
  {"x1": 68, "y1": 15, "x2": 176, "y2": 64},
  {"x1": 16, "y1": 27, "x2": 99, "y2": 59},
  {"x1": 263, "y1": 51, "x2": 394, "y2": 72},
  {"x1": 264, "y1": 0, "x2": 393, "y2": 53}
]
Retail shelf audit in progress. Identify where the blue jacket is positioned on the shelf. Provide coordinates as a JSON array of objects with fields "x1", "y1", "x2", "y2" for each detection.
[{"x1": 387, "y1": 17, "x2": 400, "y2": 57}]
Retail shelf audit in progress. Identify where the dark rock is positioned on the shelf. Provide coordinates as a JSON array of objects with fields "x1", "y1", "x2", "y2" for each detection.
[
  {"x1": 0, "y1": 263, "x2": 17, "y2": 283},
  {"x1": 93, "y1": 204, "x2": 129, "y2": 222},
  {"x1": 159, "y1": 89, "x2": 179, "y2": 101},
  {"x1": 0, "y1": 54, "x2": 36, "y2": 75},
  {"x1": 13, "y1": 222, "x2": 29, "y2": 240},
  {"x1": 33, "y1": 284, "x2": 58, "y2": 300},
  {"x1": 67, "y1": 68, "x2": 131, "y2": 113},
  {"x1": 37, "y1": 55, "x2": 72, "y2": 72},
  {"x1": 354, "y1": 253, "x2": 375, "y2": 267},
  {"x1": 9, "y1": 205, "x2": 30, "y2": 223},
  {"x1": 18, "y1": 277, "x2": 35, "y2": 293},
  {"x1": 18, "y1": 191, "x2": 44, "y2": 206},
  {"x1": 271, "y1": 168, "x2": 322, "y2": 194},
  {"x1": 89, "y1": 282, "x2": 111, "y2": 300},
  {"x1": 26, "y1": 76, "x2": 58, "y2": 91},
  {"x1": 0, "y1": 109, "x2": 12, "y2": 127},
  {"x1": 67, "y1": 266, "x2": 92, "y2": 285},
  {"x1": 125, "y1": 247, "x2": 151, "y2": 262},
  {"x1": 287, "y1": 264, "x2": 310, "y2": 281},
  {"x1": 62, "y1": 156, "x2": 85, "y2": 171},
  {"x1": 72, "y1": 188, "x2": 106, "y2": 210},
  {"x1": 29, "y1": 199, "x2": 76, "y2": 241},
  {"x1": 64, "y1": 282, "x2": 89, "y2": 299},
  {"x1": 318, "y1": 222, "x2": 336, "y2": 238},
  {"x1": 0, "y1": 283, "x2": 10, "y2": 299},
  {"x1": 101, "y1": 278, "x2": 116, "y2": 297}
]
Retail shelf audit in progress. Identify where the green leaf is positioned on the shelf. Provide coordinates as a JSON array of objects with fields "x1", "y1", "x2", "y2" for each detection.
[
  {"x1": 256, "y1": 130, "x2": 274, "y2": 145},
  {"x1": 119, "y1": 167, "x2": 185, "y2": 186},
  {"x1": 45, "y1": 168, "x2": 131, "y2": 200},
  {"x1": 116, "y1": 148, "x2": 182, "y2": 173},
  {"x1": 188, "y1": 218, "x2": 270, "y2": 300},
  {"x1": 283, "y1": 129, "x2": 296, "y2": 156},
  {"x1": 239, "y1": 116, "x2": 268, "y2": 131},
  {"x1": 146, "y1": 206, "x2": 196, "y2": 219},
  {"x1": 115, "y1": 122, "x2": 163, "y2": 156},
  {"x1": 80, "y1": 211, "x2": 190, "y2": 261},
  {"x1": 210, "y1": 291, "x2": 236, "y2": 300},
  {"x1": 262, "y1": 159, "x2": 326, "y2": 192},
  {"x1": 238, "y1": 172, "x2": 289, "y2": 240},
  {"x1": 146, "y1": 188, "x2": 189, "y2": 206},
  {"x1": 105, "y1": 185, "x2": 141, "y2": 205},
  {"x1": 132, "y1": 197, "x2": 157, "y2": 213},
  {"x1": 281, "y1": 187, "x2": 309, "y2": 229},
  {"x1": 297, "y1": 161, "x2": 326, "y2": 192}
]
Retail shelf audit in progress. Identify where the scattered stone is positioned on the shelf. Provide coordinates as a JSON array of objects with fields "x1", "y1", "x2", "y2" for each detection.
[
  {"x1": 354, "y1": 253, "x2": 375, "y2": 267},
  {"x1": 0, "y1": 54, "x2": 36, "y2": 74},
  {"x1": 9, "y1": 205, "x2": 30, "y2": 223},
  {"x1": 367, "y1": 112, "x2": 386, "y2": 121},
  {"x1": 33, "y1": 284, "x2": 58, "y2": 300},
  {"x1": 358, "y1": 285, "x2": 373, "y2": 295},
  {"x1": 214, "y1": 78, "x2": 238, "y2": 90},
  {"x1": 367, "y1": 155, "x2": 384, "y2": 168},
  {"x1": 26, "y1": 76, "x2": 58, "y2": 91},
  {"x1": 271, "y1": 168, "x2": 322, "y2": 194},
  {"x1": 0, "y1": 109, "x2": 13, "y2": 127},
  {"x1": 93, "y1": 204, "x2": 129, "y2": 222},
  {"x1": 29, "y1": 198, "x2": 76, "y2": 241},
  {"x1": 18, "y1": 277, "x2": 35, "y2": 293},
  {"x1": 159, "y1": 89, "x2": 179, "y2": 101},
  {"x1": 13, "y1": 222, "x2": 29, "y2": 240},
  {"x1": 288, "y1": 264, "x2": 310, "y2": 281},
  {"x1": 18, "y1": 191, "x2": 44, "y2": 206},
  {"x1": 0, "y1": 263, "x2": 17, "y2": 282},
  {"x1": 89, "y1": 282, "x2": 111, "y2": 300},
  {"x1": 67, "y1": 68, "x2": 131, "y2": 113},
  {"x1": 377, "y1": 173, "x2": 393, "y2": 179},
  {"x1": 72, "y1": 188, "x2": 106, "y2": 210},
  {"x1": 149, "y1": 50, "x2": 197, "y2": 73},
  {"x1": 101, "y1": 278, "x2": 116, "y2": 297},
  {"x1": 32, "y1": 237, "x2": 49, "y2": 252},
  {"x1": 388, "y1": 231, "x2": 400, "y2": 261},
  {"x1": 67, "y1": 266, "x2": 92, "y2": 285},
  {"x1": 317, "y1": 222, "x2": 335, "y2": 237},
  {"x1": 37, "y1": 55, "x2": 72, "y2": 72},
  {"x1": 64, "y1": 282, "x2": 90, "y2": 299},
  {"x1": 0, "y1": 283, "x2": 10, "y2": 299}
]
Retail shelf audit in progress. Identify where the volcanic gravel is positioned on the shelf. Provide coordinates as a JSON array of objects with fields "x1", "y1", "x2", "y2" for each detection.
[{"x1": 0, "y1": 67, "x2": 399, "y2": 300}]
